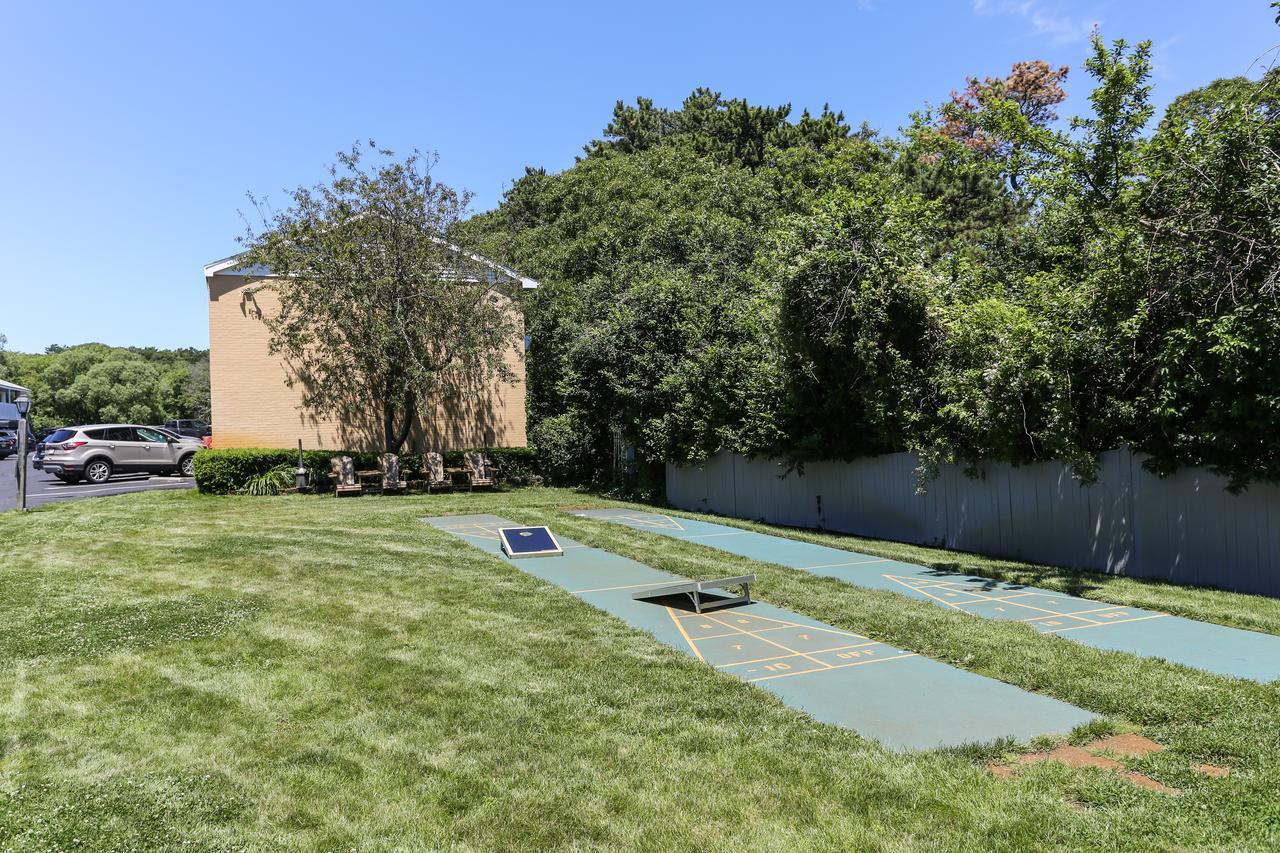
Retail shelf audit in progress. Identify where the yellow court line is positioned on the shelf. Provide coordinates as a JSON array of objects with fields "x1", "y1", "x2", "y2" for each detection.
[
  {"x1": 1007, "y1": 604, "x2": 1143, "y2": 623},
  {"x1": 885, "y1": 574, "x2": 1109, "y2": 625},
  {"x1": 747, "y1": 653, "x2": 919, "y2": 683},
  {"x1": 443, "y1": 524, "x2": 502, "y2": 540},
  {"x1": 956, "y1": 594, "x2": 1106, "y2": 624},
  {"x1": 885, "y1": 576, "x2": 998, "y2": 591},
  {"x1": 1043, "y1": 613, "x2": 1168, "y2": 634},
  {"x1": 674, "y1": 610, "x2": 868, "y2": 641},
  {"x1": 697, "y1": 612, "x2": 832, "y2": 668},
  {"x1": 929, "y1": 583, "x2": 1035, "y2": 599},
  {"x1": 570, "y1": 581, "x2": 673, "y2": 594},
  {"x1": 797, "y1": 558, "x2": 892, "y2": 570},
  {"x1": 687, "y1": 625, "x2": 799, "y2": 640},
  {"x1": 984, "y1": 590, "x2": 1041, "y2": 600},
  {"x1": 883, "y1": 575, "x2": 969, "y2": 609},
  {"x1": 609, "y1": 512, "x2": 686, "y2": 532},
  {"x1": 667, "y1": 606, "x2": 705, "y2": 661},
  {"x1": 713, "y1": 641, "x2": 884, "y2": 669}
]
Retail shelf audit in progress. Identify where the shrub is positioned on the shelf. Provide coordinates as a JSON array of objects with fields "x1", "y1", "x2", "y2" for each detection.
[
  {"x1": 529, "y1": 414, "x2": 595, "y2": 485},
  {"x1": 440, "y1": 447, "x2": 541, "y2": 487},
  {"x1": 193, "y1": 447, "x2": 541, "y2": 494},
  {"x1": 240, "y1": 463, "x2": 298, "y2": 496}
]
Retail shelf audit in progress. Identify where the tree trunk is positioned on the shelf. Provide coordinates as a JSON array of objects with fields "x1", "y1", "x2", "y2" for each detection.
[{"x1": 383, "y1": 388, "x2": 417, "y2": 453}]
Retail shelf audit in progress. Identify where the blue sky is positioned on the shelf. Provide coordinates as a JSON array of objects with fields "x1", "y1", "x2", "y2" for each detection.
[{"x1": 1, "y1": 1, "x2": 1275, "y2": 353}]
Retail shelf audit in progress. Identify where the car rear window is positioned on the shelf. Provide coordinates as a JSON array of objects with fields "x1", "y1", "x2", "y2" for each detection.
[
  {"x1": 45, "y1": 429, "x2": 78, "y2": 444},
  {"x1": 84, "y1": 429, "x2": 107, "y2": 440}
]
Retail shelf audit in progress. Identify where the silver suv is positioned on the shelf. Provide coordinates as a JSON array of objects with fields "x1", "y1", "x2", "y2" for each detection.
[{"x1": 40, "y1": 424, "x2": 201, "y2": 484}]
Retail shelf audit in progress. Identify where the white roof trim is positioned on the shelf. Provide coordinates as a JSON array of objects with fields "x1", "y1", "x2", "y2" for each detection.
[
  {"x1": 0, "y1": 378, "x2": 30, "y2": 394},
  {"x1": 203, "y1": 237, "x2": 539, "y2": 289}
]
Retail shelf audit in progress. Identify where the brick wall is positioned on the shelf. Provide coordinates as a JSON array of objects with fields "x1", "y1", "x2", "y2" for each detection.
[{"x1": 207, "y1": 274, "x2": 528, "y2": 451}]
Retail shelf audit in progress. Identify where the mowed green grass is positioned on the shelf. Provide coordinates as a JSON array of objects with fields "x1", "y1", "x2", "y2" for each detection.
[{"x1": 0, "y1": 488, "x2": 1277, "y2": 850}]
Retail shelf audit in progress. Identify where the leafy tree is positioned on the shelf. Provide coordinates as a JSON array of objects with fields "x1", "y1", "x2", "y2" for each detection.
[
  {"x1": 933, "y1": 59, "x2": 1070, "y2": 190},
  {"x1": 0, "y1": 343, "x2": 209, "y2": 431},
  {"x1": 585, "y1": 88, "x2": 851, "y2": 169},
  {"x1": 480, "y1": 141, "x2": 781, "y2": 488},
  {"x1": 1131, "y1": 68, "x2": 1280, "y2": 486},
  {"x1": 471, "y1": 30, "x2": 1280, "y2": 493},
  {"x1": 763, "y1": 170, "x2": 940, "y2": 462},
  {"x1": 237, "y1": 143, "x2": 519, "y2": 453}
]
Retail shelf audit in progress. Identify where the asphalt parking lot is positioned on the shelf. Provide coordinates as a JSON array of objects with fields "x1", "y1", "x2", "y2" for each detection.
[{"x1": 0, "y1": 455, "x2": 194, "y2": 512}]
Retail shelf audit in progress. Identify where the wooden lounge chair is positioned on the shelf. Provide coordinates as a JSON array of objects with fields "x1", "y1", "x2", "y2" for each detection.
[
  {"x1": 465, "y1": 451, "x2": 496, "y2": 491},
  {"x1": 330, "y1": 456, "x2": 362, "y2": 497},
  {"x1": 378, "y1": 453, "x2": 407, "y2": 494},
  {"x1": 423, "y1": 452, "x2": 453, "y2": 493}
]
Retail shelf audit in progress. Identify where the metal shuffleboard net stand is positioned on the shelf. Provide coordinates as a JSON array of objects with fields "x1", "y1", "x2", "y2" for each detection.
[{"x1": 632, "y1": 574, "x2": 756, "y2": 613}]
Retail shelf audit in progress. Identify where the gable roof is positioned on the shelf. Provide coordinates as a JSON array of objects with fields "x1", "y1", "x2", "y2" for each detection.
[{"x1": 204, "y1": 237, "x2": 538, "y2": 290}]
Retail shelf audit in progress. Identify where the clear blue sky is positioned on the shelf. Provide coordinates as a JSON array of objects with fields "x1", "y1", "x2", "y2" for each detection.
[{"x1": 1, "y1": 1, "x2": 1275, "y2": 353}]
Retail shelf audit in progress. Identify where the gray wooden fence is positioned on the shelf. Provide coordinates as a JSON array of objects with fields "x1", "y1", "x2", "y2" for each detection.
[{"x1": 666, "y1": 448, "x2": 1280, "y2": 597}]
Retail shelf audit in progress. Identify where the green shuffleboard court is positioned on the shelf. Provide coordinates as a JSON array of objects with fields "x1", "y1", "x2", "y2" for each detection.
[
  {"x1": 572, "y1": 509, "x2": 1280, "y2": 683},
  {"x1": 426, "y1": 514, "x2": 1094, "y2": 751}
]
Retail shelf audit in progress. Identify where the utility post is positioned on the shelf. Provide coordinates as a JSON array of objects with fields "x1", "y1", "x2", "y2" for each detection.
[
  {"x1": 15, "y1": 393, "x2": 30, "y2": 512},
  {"x1": 295, "y1": 438, "x2": 309, "y2": 493}
]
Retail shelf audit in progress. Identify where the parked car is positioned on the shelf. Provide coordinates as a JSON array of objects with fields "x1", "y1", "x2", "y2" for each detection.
[
  {"x1": 32, "y1": 427, "x2": 61, "y2": 470},
  {"x1": 165, "y1": 419, "x2": 212, "y2": 439},
  {"x1": 150, "y1": 425, "x2": 205, "y2": 445},
  {"x1": 148, "y1": 426, "x2": 206, "y2": 467},
  {"x1": 0, "y1": 429, "x2": 15, "y2": 459},
  {"x1": 38, "y1": 424, "x2": 202, "y2": 484}
]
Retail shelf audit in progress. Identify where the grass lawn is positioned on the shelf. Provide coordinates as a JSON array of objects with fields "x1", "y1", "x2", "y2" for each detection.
[{"x1": 2, "y1": 487, "x2": 1278, "y2": 850}]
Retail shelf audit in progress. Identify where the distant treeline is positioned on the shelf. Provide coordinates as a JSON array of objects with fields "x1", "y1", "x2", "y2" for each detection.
[
  {"x1": 0, "y1": 339, "x2": 209, "y2": 431},
  {"x1": 462, "y1": 30, "x2": 1280, "y2": 493}
]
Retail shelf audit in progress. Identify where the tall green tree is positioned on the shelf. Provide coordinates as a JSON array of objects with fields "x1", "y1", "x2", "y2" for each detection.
[
  {"x1": 0, "y1": 343, "x2": 209, "y2": 431},
  {"x1": 763, "y1": 170, "x2": 941, "y2": 463},
  {"x1": 1131, "y1": 67, "x2": 1280, "y2": 486},
  {"x1": 585, "y1": 88, "x2": 851, "y2": 169},
  {"x1": 237, "y1": 143, "x2": 519, "y2": 453},
  {"x1": 934, "y1": 59, "x2": 1070, "y2": 191},
  {"x1": 471, "y1": 24, "x2": 1280, "y2": 492}
]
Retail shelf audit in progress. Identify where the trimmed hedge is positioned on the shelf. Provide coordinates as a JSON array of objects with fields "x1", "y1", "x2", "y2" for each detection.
[{"x1": 193, "y1": 446, "x2": 541, "y2": 495}]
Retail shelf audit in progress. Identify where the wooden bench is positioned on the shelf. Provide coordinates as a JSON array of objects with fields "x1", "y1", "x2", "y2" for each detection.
[{"x1": 631, "y1": 575, "x2": 756, "y2": 613}]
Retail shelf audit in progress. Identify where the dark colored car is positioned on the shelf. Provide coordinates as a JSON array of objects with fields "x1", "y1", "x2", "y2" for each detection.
[
  {"x1": 165, "y1": 419, "x2": 212, "y2": 439},
  {"x1": 32, "y1": 426, "x2": 67, "y2": 471},
  {"x1": 0, "y1": 429, "x2": 15, "y2": 459}
]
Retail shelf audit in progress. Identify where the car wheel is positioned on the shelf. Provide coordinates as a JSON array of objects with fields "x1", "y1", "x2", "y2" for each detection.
[
  {"x1": 85, "y1": 459, "x2": 113, "y2": 484},
  {"x1": 179, "y1": 454, "x2": 196, "y2": 478}
]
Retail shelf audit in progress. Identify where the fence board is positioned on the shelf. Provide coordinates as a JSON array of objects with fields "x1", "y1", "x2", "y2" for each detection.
[{"x1": 666, "y1": 448, "x2": 1278, "y2": 597}]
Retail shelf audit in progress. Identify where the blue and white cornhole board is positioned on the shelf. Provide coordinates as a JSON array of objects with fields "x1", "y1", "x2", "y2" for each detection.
[{"x1": 499, "y1": 526, "x2": 564, "y2": 558}]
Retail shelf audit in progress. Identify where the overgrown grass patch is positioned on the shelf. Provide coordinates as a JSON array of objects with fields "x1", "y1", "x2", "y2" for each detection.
[{"x1": 0, "y1": 487, "x2": 1277, "y2": 849}]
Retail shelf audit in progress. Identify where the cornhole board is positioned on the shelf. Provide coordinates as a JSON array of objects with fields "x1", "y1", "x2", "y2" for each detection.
[
  {"x1": 425, "y1": 513, "x2": 1095, "y2": 751},
  {"x1": 571, "y1": 509, "x2": 1280, "y2": 683},
  {"x1": 499, "y1": 526, "x2": 563, "y2": 558}
]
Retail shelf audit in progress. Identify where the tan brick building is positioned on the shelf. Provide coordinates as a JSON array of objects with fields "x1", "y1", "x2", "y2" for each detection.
[{"x1": 203, "y1": 248, "x2": 535, "y2": 452}]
